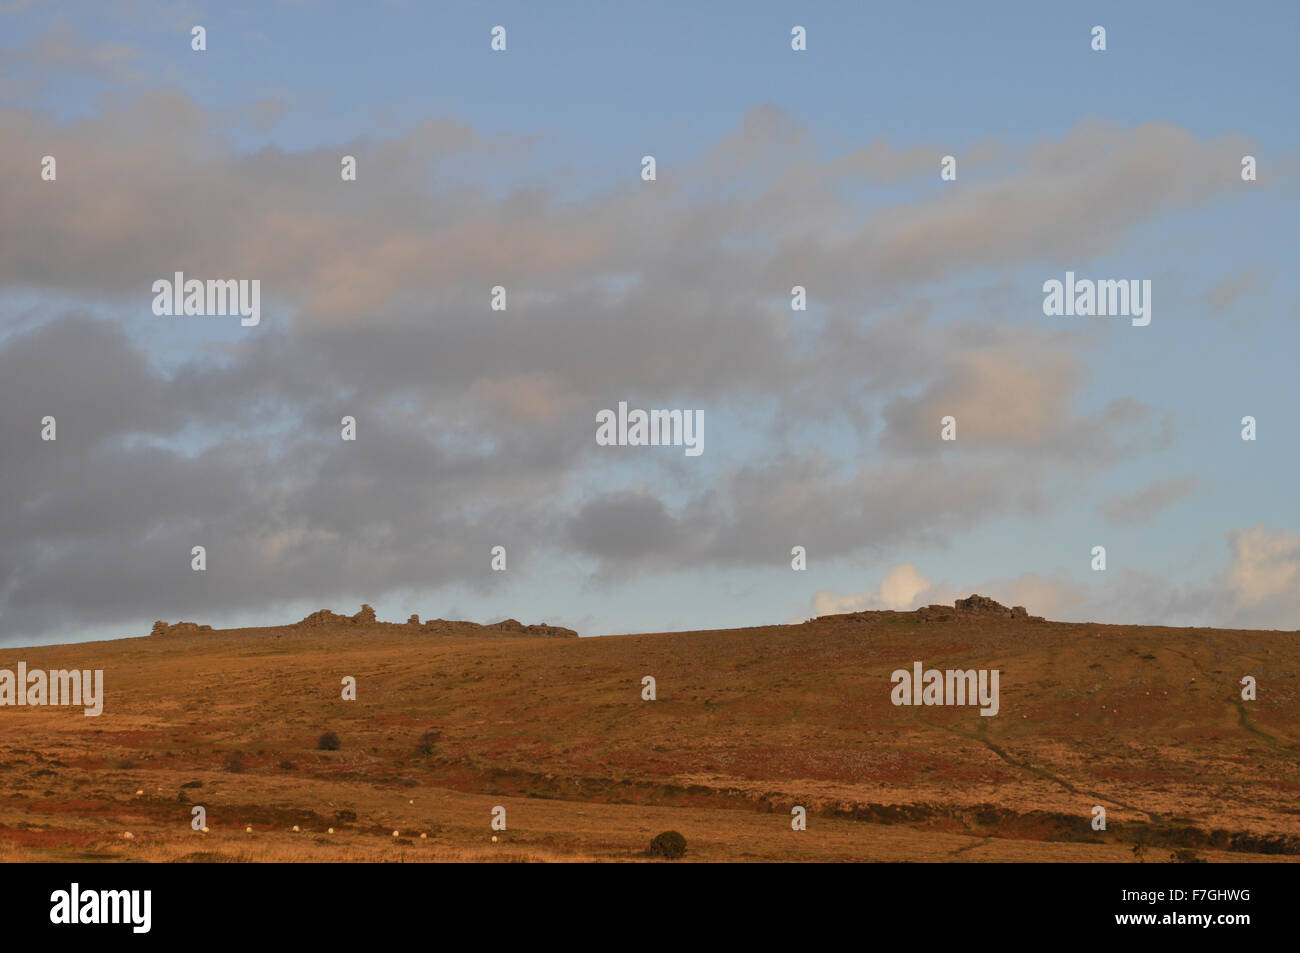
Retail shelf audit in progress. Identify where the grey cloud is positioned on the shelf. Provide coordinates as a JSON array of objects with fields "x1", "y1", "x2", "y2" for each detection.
[
  {"x1": 0, "y1": 95, "x2": 1264, "y2": 641},
  {"x1": 1100, "y1": 476, "x2": 1203, "y2": 525},
  {"x1": 565, "y1": 452, "x2": 1050, "y2": 575},
  {"x1": 1203, "y1": 266, "x2": 1269, "y2": 315}
]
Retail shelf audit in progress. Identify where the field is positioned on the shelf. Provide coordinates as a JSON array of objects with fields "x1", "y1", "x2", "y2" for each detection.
[{"x1": 1, "y1": 606, "x2": 1297, "y2": 862}]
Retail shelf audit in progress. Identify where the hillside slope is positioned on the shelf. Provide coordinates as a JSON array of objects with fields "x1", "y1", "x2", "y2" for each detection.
[{"x1": 0, "y1": 603, "x2": 1296, "y2": 862}]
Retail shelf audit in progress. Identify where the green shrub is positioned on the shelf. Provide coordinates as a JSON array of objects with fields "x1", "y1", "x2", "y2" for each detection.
[{"x1": 648, "y1": 830, "x2": 687, "y2": 860}]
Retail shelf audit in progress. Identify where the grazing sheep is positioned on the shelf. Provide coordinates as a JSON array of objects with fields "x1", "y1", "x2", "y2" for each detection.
[
  {"x1": 123, "y1": 832, "x2": 133, "y2": 839},
  {"x1": 392, "y1": 830, "x2": 400, "y2": 837},
  {"x1": 245, "y1": 826, "x2": 253, "y2": 833},
  {"x1": 328, "y1": 827, "x2": 334, "y2": 834},
  {"x1": 292, "y1": 825, "x2": 300, "y2": 832}
]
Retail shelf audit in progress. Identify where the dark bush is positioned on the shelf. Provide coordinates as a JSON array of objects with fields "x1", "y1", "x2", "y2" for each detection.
[
  {"x1": 317, "y1": 731, "x2": 341, "y2": 751},
  {"x1": 416, "y1": 730, "x2": 441, "y2": 755},
  {"x1": 224, "y1": 752, "x2": 246, "y2": 773},
  {"x1": 333, "y1": 809, "x2": 357, "y2": 824},
  {"x1": 279, "y1": 760, "x2": 295, "y2": 770},
  {"x1": 648, "y1": 830, "x2": 687, "y2": 860}
]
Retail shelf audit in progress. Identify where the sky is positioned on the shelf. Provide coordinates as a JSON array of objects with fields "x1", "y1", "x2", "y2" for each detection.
[{"x1": 1, "y1": 0, "x2": 1298, "y2": 646}]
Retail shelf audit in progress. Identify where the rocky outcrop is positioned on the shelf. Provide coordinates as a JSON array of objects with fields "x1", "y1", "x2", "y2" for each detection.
[
  {"x1": 413, "y1": 617, "x2": 577, "y2": 638},
  {"x1": 954, "y1": 594, "x2": 1010, "y2": 614},
  {"x1": 295, "y1": 608, "x2": 356, "y2": 627},
  {"x1": 290, "y1": 606, "x2": 578, "y2": 637},
  {"x1": 917, "y1": 595, "x2": 1044, "y2": 623},
  {"x1": 514, "y1": 622, "x2": 579, "y2": 639},
  {"x1": 151, "y1": 620, "x2": 213, "y2": 636},
  {"x1": 293, "y1": 605, "x2": 379, "y2": 627}
]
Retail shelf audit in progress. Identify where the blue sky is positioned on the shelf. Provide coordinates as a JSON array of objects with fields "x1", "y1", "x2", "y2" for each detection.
[{"x1": 2, "y1": 1, "x2": 1298, "y2": 645}]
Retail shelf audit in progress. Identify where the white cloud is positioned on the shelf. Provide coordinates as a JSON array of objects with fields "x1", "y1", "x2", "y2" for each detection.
[
  {"x1": 812, "y1": 562, "x2": 934, "y2": 615},
  {"x1": 1224, "y1": 526, "x2": 1300, "y2": 626}
]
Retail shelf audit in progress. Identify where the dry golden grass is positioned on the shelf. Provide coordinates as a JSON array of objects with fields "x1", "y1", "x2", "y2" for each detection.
[{"x1": 1, "y1": 610, "x2": 1296, "y2": 862}]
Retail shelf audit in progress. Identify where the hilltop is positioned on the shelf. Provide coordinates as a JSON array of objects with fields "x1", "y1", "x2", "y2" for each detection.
[{"x1": 0, "y1": 600, "x2": 1295, "y2": 862}]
